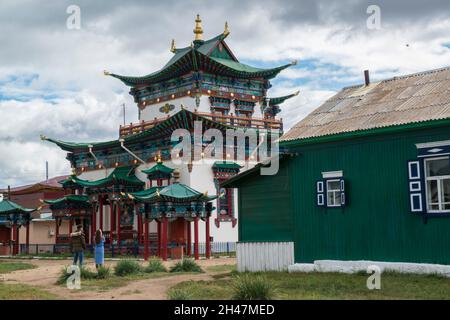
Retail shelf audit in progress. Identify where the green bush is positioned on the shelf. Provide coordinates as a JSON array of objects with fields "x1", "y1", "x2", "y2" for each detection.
[
  {"x1": 96, "y1": 266, "x2": 111, "y2": 279},
  {"x1": 144, "y1": 259, "x2": 167, "y2": 273},
  {"x1": 232, "y1": 274, "x2": 275, "y2": 300},
  {"x1": 170, "y1": 259, "x2": 203, "y2": 273},
  {"x1": 167, "y1": 288, "x2": 193, "y2": 300},
  {"x1": 114, "y1": 260, "x2": 142, "y2": 276}
]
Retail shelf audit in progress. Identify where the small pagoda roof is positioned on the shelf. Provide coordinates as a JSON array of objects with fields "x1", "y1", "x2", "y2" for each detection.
[
  {"x1": 142, "y1": 162, "x2": 174, "y2": 176},
  {"x1": 44, "y1": 195, "x2": 90, "y2": 206},
  {"x1": 266, "y1": 91, "x2": 300, "y2": 106},
  {"x1": 212, "y1": 161, "x2": 243, "y2": 170},
  {"x1": 69, "y1": 166, "x2": 144, "y2": 189},
  {"x1": 131, "y1": 183, "x2": 216, "y2": 203},
  {"x1": 106, "y1": 32, "x2": 295, "y2": 86},
  {"x1": 42, "y1": 109, "x2": 232, "y2": 153},
  {"x1": 0, "y1": 199, "x2": 35, "y2": 215}
]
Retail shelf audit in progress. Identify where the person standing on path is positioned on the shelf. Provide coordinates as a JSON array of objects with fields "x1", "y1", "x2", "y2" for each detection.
[
  {"x1": 94, "y1": 229, "x2": 105, "y2": 269},
  {"x1": 70, "y1": 224, "x2": 86, "y2": 266}
]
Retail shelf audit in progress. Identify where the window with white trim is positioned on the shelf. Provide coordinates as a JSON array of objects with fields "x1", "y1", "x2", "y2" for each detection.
[
  {"x1": 424, "y1": 156, "x2": 450, "y2": 213},
  {"x1": 326, "y1": 179, "x2": 342, "y2": 207}
]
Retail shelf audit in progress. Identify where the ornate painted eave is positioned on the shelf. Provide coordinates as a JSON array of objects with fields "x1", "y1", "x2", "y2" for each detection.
[
  {"x1": 266, "y1": 91, "x2": 300, "y2": 106},
  {"x1": 212, "y1": 161, "x2": 242, "y2": 170},
  {"x1": 41, "y1": 109, "x2": 233, "y2": 153}
]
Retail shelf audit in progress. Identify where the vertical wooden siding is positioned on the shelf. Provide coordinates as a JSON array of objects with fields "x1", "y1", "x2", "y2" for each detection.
[
  {"x1": 238, "y1": 163, "x2": 294, "y2": 242},
  {"x1": 289, "y1": 125, "x2": 450, "y2": 264}
]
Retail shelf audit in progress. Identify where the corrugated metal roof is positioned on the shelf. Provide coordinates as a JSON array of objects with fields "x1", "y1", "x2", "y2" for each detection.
[{"x1": 281, "y1": 66, "x2": 450, "y2": 142}]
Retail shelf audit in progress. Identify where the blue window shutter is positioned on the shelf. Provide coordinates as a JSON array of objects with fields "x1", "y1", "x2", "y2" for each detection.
[
  {"x1": 316, "y1": 180, "x2": 325, "y2": 206},
  {"x1": 340, "y1": 178, "x2": 346, "y2": 206},
  {"x1": 407, "y1": 160, "x2": 424, "y2": 213}
]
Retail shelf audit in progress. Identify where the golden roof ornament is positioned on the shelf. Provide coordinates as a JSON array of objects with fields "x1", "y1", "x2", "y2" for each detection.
[
  {"x1": 170, "y1": 39, "x2": 176, "y2": 53},
  {"x1": 193, "y1": 14, "x2": 203, "y2": 41},
  {"x1": 40, "y1": 134, "x2": 48, "y2": 141},
  {"x1": 103, "y1": 70, "x2": 110, "y2": 76},
  {"x1": 223, "y1": 21, "x2": 230, "y2": 36}
]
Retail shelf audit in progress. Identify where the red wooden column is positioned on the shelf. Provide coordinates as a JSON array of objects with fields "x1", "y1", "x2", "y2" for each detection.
[
  {"x1": 99, "y1": 196, "x2": 104, "y2": 231},
  {"x1": 137, "y1": 207, "x2": 142, "y2": 245},
  {"x1": 109, "y1": 202, "x2": 114, "y2": 241},
  {"x1": 186, "y1": 221, "x2": 191, "y2": 256},
  {"x1": 14, "y1": 224, "x2": 20, "y2": 255},
  {"x1": 117, "y1": 203, "x2": 121, "y2": 248},
  {"x1": 26, "y1": 221, "x2": 30, "y2": 255},
  {"x1": 91, "y1": 206, "x2": 96, "y2": 243},
  {"x1": 205, "y1": 214, "x2": 211, "y2": 259},
  {"x1": 194, "y1": 216, "x2": 199, "y2": 260},
  {"x1": 157, "y1": 220, "x2": 161, "y2": 257},
  {"x1": 69, "y1": 219, "x2": 73, "y2": 234},
  {"x1": 162, "y1": 216, "x2": 168, "y2": 261},
  {"x1": 55, "y1": 217, "x2": 59, "y2": 238},
  {"x1": 144, "y1": 217, "x2": 149, "y2": 260}
]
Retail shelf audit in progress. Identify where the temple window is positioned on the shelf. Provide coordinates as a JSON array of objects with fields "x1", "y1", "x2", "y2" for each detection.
[{"x1": 317, "y1": 171, "x2": 346, "y2": 208}]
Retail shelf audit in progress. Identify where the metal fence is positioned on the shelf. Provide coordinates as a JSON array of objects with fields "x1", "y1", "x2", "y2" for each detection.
[{"x1": 0, "y1": 242, "x2": 236, "y2": 258}]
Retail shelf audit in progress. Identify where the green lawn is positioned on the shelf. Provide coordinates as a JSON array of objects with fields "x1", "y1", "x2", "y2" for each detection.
[
  {"x1": 0, "y1": 283, "x2": 59, "y2": 300},
  {"x1": 169, "y1": 271, "x2": 450, "y2": 300},
  {"x1": 0, "y1": 261, "x2": 36, "y2": 274}
]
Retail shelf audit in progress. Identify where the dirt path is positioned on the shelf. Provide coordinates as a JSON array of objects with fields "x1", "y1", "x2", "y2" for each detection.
[{"x1": 1, "y1": 258, "x2": 235, "y2": 300}]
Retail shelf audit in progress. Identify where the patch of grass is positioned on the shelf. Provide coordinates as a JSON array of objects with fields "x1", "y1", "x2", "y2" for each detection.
[
  {"x1": 114, "y1": 260, "x2": 142, "y2": 277},
  {"x1": 206, "y1": 264, "x2": 236, "y2": 273},
  {"x1": 167, "y1": 288, "x2": 193, "y2": 300},
  {"x1": 170, "y1": 271, "x2": 450, "y2": 300},
  {"x1": 0, "y1": 261, "x2": 36, "y2": 274},
  {"x1": 170, "y1": 259, "x2": 203, "y2": 273},
  {"x1": 56, "y1": 266, "x2": 99, "y2": 285},
  {"x1": 232, "y1": 273, "x2": 275, "y2": 300},
  {"x1": 144, "y1": 259, "x2": 167, "y2": 273},
  {"x1": 0, "y1": 283, "x2": 59, "y2": 300},
  {"x1": 96, "y1": 266, "x2": 111, "y2": 279}
]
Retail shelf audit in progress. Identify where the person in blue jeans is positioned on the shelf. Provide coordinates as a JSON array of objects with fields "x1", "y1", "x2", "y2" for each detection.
[
  {"x1": 94, "y1": 229, "x2": 105, "y2": 269},
  {"x1": 70, "y1": 224, "x2": 86, "y2": 266}
]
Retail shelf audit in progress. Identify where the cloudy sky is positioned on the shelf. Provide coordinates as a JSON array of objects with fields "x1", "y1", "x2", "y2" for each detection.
[{"x1": 0, "y1": 0, "x2": 449, "y2": 186}]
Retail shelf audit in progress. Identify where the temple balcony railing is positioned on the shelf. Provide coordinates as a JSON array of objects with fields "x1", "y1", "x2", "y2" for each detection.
[{"x1": 119, "y1": 112, "x2": 283, "y2": 137}]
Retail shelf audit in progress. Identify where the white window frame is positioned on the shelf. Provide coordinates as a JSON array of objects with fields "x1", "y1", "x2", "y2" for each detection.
[
  {"x1": 424, "y1": 156, "x2": 450, "y2": 213},
  {"x1": 326, "y1": 179, "x2": 342, "y2": 208}
]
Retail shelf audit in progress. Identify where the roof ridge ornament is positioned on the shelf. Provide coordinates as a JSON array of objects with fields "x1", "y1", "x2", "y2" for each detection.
[
  {"x1": 170, "y1": 39, "x2": 176, "y2": 53},
  {"x1": 193, "y1": 14, "x2": 203, "y2": 41},
  {"x1": 40, "y1": 134, "x2": 48, "y2": 141},
  {"x1": 103, "y1": 70, "x2": 111, "y2": 76},
  {"x1": 223, "y1": 21, "x2": 230, "y2": 36},
  {"x1": 291, "y1": 60, "x2": 298, "y2": 66}
]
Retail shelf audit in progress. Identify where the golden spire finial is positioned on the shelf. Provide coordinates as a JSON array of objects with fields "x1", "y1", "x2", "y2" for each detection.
[
  {"x1": 156, "y1": 153, "x2": 162, "y2": 163},
  {"x1": 193, "y1": 14, "x2": 203, "y2": 41},
  {"x1": 170, "y1": 39, "x2": 176, "y2": 53},
  {"x1": 223, "y1": 21, "x2": 230, "y2": 36}
]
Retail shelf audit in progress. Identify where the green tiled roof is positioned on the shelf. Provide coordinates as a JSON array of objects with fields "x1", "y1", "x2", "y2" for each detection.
[
  {"x1": 141, "y1": 162, "x2": 174, "y2": 176},
  {"x1": 266, "y1": 91, "x2": 300, "y2": 106},
  {"x1": 44, "y1": 195, "x2": 90, "y2": 205},
  {"x1": 107, "y1": 33, "x2": 294, "y2": 86},
  {"x1": 0, "y1": 199, "x2": 35, "y2": 215},
  {"x1": 42, "y1": 109, "x2": 232, "y2": 152},
  {"x1": 70, "y1": 166, "x2": 144, "y2": 188},
  {"x1": 212, "y1": 161, "x2": 242, "y2": 169},
  {"x1": 131, "y1": 183, "x2": 216, "y2": 203}
]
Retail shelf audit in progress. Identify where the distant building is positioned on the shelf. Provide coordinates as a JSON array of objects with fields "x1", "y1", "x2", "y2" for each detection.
[
  {"x1": 0, "y1": 176, "x2": 68, "y2": 253},
  {"x1": 224, "y1": 67, "x2": 450, "y2": 271}
]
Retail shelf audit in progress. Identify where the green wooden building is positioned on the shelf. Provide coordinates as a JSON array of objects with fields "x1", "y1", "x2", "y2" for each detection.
[{"x1": 223, "y1": 67, "x2": 450, "y2": 271}]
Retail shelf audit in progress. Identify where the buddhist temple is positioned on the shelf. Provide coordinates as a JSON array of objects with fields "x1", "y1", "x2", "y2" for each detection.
[{"x1": 40, "y1": 15, "x2": 298, "y2": 260}]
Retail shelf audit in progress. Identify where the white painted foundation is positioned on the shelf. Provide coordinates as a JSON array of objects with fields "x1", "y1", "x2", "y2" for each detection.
[{"x1": 289, "y1": 260, "x2": 450, "y2": 277}]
